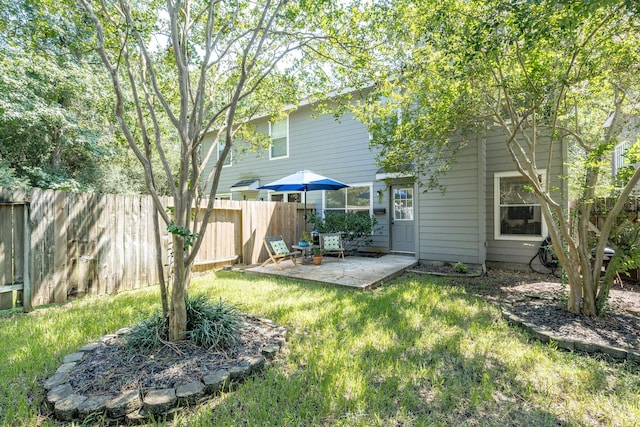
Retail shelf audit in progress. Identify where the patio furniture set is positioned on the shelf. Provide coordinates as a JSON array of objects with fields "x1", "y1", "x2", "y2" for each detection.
[{"x1": 262, "y1": 234, "x2": 345, "y2": 269}]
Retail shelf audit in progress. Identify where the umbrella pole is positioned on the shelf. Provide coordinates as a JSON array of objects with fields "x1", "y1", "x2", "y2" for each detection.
[{"x1": 304, "y1": 189, "x2": 308, "y2": 231}]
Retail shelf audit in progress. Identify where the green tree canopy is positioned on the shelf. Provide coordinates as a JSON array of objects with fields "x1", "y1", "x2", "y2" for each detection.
[{"x1": 356, "y1": 0, "x2": 640, "y2": 316}]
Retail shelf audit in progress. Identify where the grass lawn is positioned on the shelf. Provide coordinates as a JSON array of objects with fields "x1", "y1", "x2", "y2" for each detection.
[{"x1": 1, "y1": 271, "x2": 639, "y2": 426}]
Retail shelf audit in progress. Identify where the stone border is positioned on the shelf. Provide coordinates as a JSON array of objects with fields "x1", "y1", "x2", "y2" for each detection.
[
  {"x1": 501, "y1": 306, "x2": 640, "y2": 362},
  {"x1": 406, "y1": 269, "x2": 484, "y2": 278},
  {"x1": 44, "y1": 318, "x2": 287, "y2": 424}
]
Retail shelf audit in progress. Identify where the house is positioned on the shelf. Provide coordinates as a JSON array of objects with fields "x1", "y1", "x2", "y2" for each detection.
[
  {"x1": 201, "y1": 96, "x2": 567, "y2": 270},
  {"x1": 611, "y1": 116, "x2": 640, "y2": 190}
]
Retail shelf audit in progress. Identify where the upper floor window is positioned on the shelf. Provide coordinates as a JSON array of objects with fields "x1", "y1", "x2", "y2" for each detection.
[
  {"x1": 494, "y1": 171, "x2": 546, "y2": 240},
  {"x1": 269, "y1": 117, "x2": 288, "y2": 159},
  {"x1": 217, "y1": 141, "x2": 231, "y2": 166}
]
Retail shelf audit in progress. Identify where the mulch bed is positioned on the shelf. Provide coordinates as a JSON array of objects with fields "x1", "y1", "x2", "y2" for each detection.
[
  {"x1": 411, "y1": 265, "x2": 640, "y2": 351},
  {"x1": 66, "y1": 316, "x2": 283, "y2": 396}
]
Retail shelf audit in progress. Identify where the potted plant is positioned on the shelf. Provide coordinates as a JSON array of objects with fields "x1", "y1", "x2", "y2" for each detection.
[
  {"x1": 312, "y1": 248, "x2": 325, "y2": 265},
  {"x1": 299, "y1": 231, "x2": 312, "y2": 247}
]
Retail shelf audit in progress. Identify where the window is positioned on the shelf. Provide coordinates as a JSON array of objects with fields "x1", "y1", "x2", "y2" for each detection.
[
  {"x1": 494, "y1": 172, "x2": 545, "y2": 240},
  {"x1": 325, "y1": 185, "x2": 371, "y2": 215},
  {"x1": 217, "y1": 142, "x2": 231, "y2": 166},
  {"x1": 393, "y1": 187, "x2": 413, "y2": 220},
  {"x1": 269, "y1": 192, "x2": 302, "y2": 203},
  {"x1": 269, "y1": 117, "x2": 288, "y2": 159}
]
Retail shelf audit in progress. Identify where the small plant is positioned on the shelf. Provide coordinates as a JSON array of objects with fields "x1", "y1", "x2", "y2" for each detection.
[
  {"x1": 300, "y1": 231, "x2": 312, "y2": 244},
  {"x1": 453, "y1": 262, "x2": 468, "y2": 274},
  {"x1": 126, "y1": 295, "x2": 243, "y2": 352},
  {"x1": 312, "y1": 248, "x2": 326, "y2": 257}
]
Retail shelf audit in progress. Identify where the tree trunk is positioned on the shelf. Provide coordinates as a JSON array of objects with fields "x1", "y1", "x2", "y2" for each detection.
[{"x1": 168, "y1": 235, "x2": 191, "y2": 341}]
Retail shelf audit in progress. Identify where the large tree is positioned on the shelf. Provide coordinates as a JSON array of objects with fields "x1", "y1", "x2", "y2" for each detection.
[
  {"x1": 0, "y1": 0, "x2": 115, "y2": 191},
  {"x1": 78, "y1": 0, "x2": 370, "y2": 340},
  {"x1": 358, "y1": 0, "x2": 639, "y2": 316}
]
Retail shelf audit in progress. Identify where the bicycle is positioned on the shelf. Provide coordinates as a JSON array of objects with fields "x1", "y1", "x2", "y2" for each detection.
[{"x1": 529, "y1": 236, "x2": 562, "y2": 277}]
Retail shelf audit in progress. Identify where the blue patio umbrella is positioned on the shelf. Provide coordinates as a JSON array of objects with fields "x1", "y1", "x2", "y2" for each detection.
[{"x1": 258, "y1": 170, "x2": 350, "y2": 224}]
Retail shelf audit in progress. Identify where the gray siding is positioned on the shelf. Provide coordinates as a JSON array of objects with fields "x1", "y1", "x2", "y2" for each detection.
[
  {"x1": 485, "y1": 126, "x2": 566, "y2": 267},
  {"x1": 416, "y1": 139, "x2": 486, "y2": 264},
  {"x1": 202, "y1": 103, "x2": 389, "y2": 248},
  {"x1": 201, "y1": 101, "x2": 567, "y2": 268}
]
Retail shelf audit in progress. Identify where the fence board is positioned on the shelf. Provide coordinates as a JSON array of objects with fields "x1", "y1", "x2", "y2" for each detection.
[
  {"x1": 0, "y1": 205, "x2": 14, "y2": 308},
  {"x1": 0, "y1": 187, "x2": 305, "y2": 309}
]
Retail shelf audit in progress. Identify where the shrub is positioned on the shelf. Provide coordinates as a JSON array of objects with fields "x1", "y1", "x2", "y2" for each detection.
[
  {"x1": 126, "y1": 295, "x2": 243, "y2": 352},
  {"x1": 453, "y1": 262, "x2": 468, "y2": 274},
  {"x1": 308, "y1": 211, "x2": 378, "y2": 252},
  {"x1": 185, "y1": 294, "x2": 243, "y2": 350},
  {"x1": 126, "y1": 311, "x2": 167, "y2": 353}
]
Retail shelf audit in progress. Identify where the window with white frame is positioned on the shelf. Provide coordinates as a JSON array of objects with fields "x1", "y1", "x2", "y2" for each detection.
[
  {"x1": 269, "y1": 117, "x2": 288, "y2": 159},
  {"x1": 325, "y1": 185, "x2": 371, "y2": 216},
  {"x1": 494, "y1": 171, "x2": 545, "y2": 240},
  {"x1": 269, "y1": 192, "x2": 302, "y2": 203}
]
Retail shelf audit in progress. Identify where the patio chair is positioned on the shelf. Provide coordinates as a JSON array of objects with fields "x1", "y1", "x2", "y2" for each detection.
[
  {"x1": 319, "y1": 233, "x2": 345, "y2": 260},
  {"x1": 261, "y1": 236, "x2": 301, "y2": 270}
]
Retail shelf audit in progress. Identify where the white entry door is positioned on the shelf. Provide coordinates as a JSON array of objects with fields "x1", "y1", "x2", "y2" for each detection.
[{"x1": 390, "y1": 186, "x2": 415, "y2": 253}]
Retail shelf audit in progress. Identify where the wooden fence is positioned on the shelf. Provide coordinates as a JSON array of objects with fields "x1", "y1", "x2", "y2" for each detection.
[{"x1": 0, "y1": 187, "x2": 307, "y2": 310}]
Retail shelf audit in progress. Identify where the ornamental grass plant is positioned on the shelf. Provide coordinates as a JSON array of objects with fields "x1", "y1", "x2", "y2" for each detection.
[{"x1": 0, "y1": 272, "x2": 638, "y2": 426}]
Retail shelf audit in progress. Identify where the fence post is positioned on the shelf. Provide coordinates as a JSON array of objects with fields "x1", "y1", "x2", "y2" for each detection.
[{"x1": 23, "y1": 203, "x2": 32, "y2": 312}]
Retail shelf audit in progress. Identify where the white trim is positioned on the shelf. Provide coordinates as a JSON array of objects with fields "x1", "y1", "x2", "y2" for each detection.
[
  {"x1": 269, "y1": 116, "x2": 289, "y2": 160},
  {"x1": 375, "y1": 171, "x2": 415, "y2": 180},
  {"x1": 267, "y1": 191, "x2": 303, "y2": 203},
  {"x1": 323, "y1": 182, "x2": 373, "y2": 216},
  {"x1": 494, "y1": 171, "x2": 547, "y2": 241}
]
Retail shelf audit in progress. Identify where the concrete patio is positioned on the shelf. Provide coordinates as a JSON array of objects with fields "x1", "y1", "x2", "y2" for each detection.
[{"x1": 245, "y1": 254, "x2": 418, "y2": 289}]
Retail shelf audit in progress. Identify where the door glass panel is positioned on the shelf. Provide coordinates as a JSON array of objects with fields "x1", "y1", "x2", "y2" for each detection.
[{"x1": 393, "y1": 187, "x2": 413, "y2": 220}]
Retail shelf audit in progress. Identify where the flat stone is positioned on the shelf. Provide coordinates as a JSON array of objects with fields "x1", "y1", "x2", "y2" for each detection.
[
  {"x1": 44, "y1": 372, "x2": 70, "y2": 390},
  {"x1": 202, "y1": 369, "x2": 229, "y2": 394},
  {"x1": 143, "y1": 388, "x2": 177, "y2": 415},
  {"x1": 628, "y1": 350, "x2": 640, "y2": 362},
  {"x1": 600, "y1": 345, "x2": 628, "y2": 360},
  {"x1": 63, "y1": 352, "x2": 85, "y2": 364},
  {"x1": 54, "y1": 394, "x2": 87, "y2": 421},
  {"x1": 77, "y1": 395, "x2": 111, "y2": 418},
  {"x1": 575, "y1": 340, "x2": 600, "y2": 354},
  {"x1": 228, "y1": 365, "x2": 250, "y2": 381},
  {"x1": 106, "y1": 389, "x2": 141, "y2": 418},
  {"x1": 549, "y1": 336, "x2": 575, "y2": 351},
  {"x1": 56, "y1": 362, "x2": 77, "y2": 375},
  {"x1": 115, "y1": 327, "x2": 132, "y2": 335},
  {"x1": 248, "y1": 355, "x2": 266, "y2": 373},
  {"x1": 262, "y1": 344, "x2": 279, "y2": 360},
  {"x1": 526, "y1": 325, "x2": 549, "y2": 343},
  {"x1": 78, "y1": 342, "x2": 101, "y2": 352},
  {"x1": 47, "y1": 383, "x2": 73, "y2": 404},
  {"x1": 98, "y1": 334, "x2": 117, "y2": 342},
  {"x1": 176, "y1": 381, "x2": 205, "y2": 405}
]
